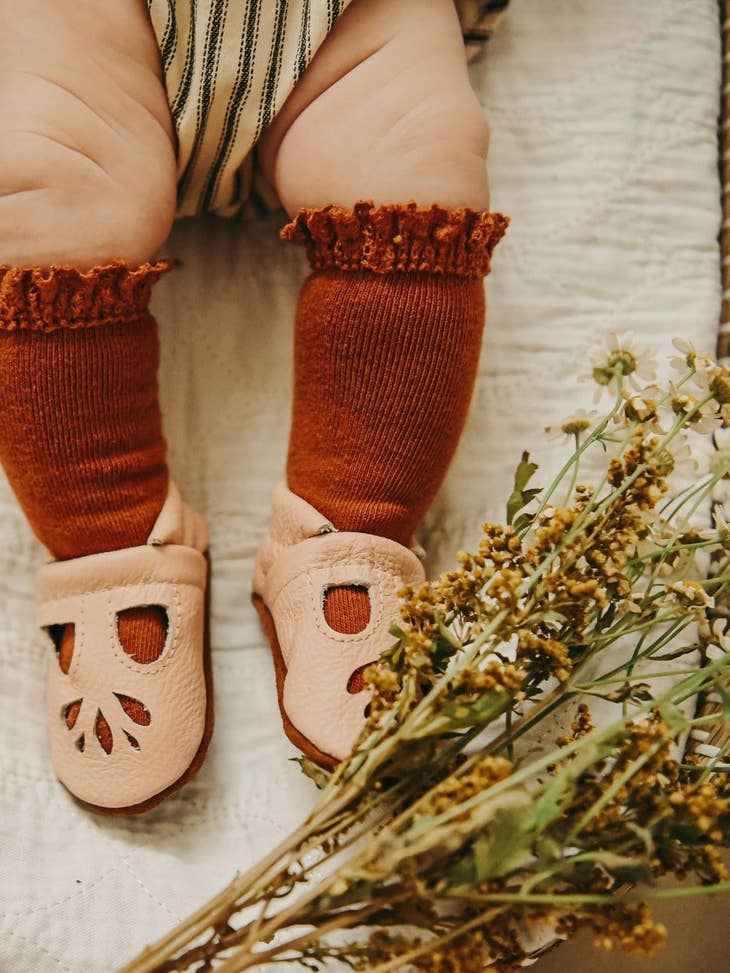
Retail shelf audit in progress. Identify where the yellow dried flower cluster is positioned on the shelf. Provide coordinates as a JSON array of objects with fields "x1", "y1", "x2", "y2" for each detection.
[
  {"x1": 608, "y1": 434, "x2": 669, "y2": 507},
  {"x1": 364, "y1": 926, "x2": 526, "y2": 973},
  {"x1": 451, "y1": 661, "x2": 524, "y2": 698},
  {"x1": 710, "y1": 371, "x2": 730, "y2": 407},
  {"x1": 421, "y1": 756, "x2": 514, "y2": 818},
  {"x1": 548, "y1": 709, "x2": 730, "y2": 891},
  {"x1": 515, "y1": 629, "x2": 572, "y2": 683},
  {"x1": 622, "y1": 393, "x2": 660, "y2": 424},
  {"x1": 562, "y1": 415, "x2": 592, "y2": 436},
  {"x1": 683, "y1": 783, "x2": 728, "y2": 837},
  {"x1": 555, "y1": 702, "x2": 594, "y2": 746},
  {"x1": 557, "y1": 903, "x2": 667, "y2": 957},
  {"x1": 652, "y1": 832, "x2": 729, "y2": 885},
  {"x1": 554, "y1": 713, "x2": 674, "y2": 832}
]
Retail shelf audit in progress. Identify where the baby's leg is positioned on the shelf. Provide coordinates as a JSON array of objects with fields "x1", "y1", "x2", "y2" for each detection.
[
  {"x1": 258, "y1": 0, "x2": 502, "y2": 633},
  {"x1": 0, "y1": 0, "x2": 176, "y2": 268},
  {"x1": 0, "y1": 1, "x2": 177, "y2": 670},
  {"x1": 257, "y1": 0, "x2": 490, "y2": 212}
]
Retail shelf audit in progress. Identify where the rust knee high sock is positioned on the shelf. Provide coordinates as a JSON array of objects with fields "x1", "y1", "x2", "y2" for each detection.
[
  {"x1": 0, "y1": 262, "x2": 172, "y2": 691},
  {"x1": 281, "y1": 201, "x2": 508, "y2": 634}
]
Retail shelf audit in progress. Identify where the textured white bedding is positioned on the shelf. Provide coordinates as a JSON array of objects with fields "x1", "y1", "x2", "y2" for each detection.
[{"x1": 0, "y1": 1, "x2": 724, "y2": 970}]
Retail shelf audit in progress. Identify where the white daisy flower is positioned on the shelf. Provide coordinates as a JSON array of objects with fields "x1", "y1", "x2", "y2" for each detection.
[
  {"x1": 713, "y1": 503, "x2": 730, "y2": 550},
  {"x1": 616, "y1": 591, "x2": 644, "y2": 616},
  {"x1": 668, "y1": 382, "x2": 721, "y2": 435},
  {"x1": 690, "y1": 361, "x2": 730, "y2": 415},
  {"x1": 622, "y1": 387, "x2": 665, "y2": 427},
  {"x1": 650, "y1": 435, "x2": 698, "y2": 494},
  {"x1": 701, "y1": 365, "x2": 730, "y2": 426},
  {"x1": 585, "y1": 331, "x2": 658, "y2": 397},
  {"x1": 710, "y1": 448, "x2": 730, "y2": 479},
  {"x1": 544, "y1": 408, "x2": 597, "y2": 443},
  {"x1": 715, "y1": 425, "x2": 730, "y2": 450},
  {"x1": 670, "y1": 337, "x2": 713, "y2": 385},
  {"x1": 666, "y1": 579, "x2": 715, "y2": 610}
]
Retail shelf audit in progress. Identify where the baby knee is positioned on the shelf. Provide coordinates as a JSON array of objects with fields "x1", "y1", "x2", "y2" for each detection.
[{"x1": 0, "y1": 92, "x2": 177, "y2": 269}]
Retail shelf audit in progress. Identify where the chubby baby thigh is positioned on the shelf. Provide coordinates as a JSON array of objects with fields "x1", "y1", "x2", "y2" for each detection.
[
  {"x1": 256, "y1": 0, "x2": 491, "y2": 215},
  {"x1": 0, "y1": 0, "x2": 176, "y2": 268}
]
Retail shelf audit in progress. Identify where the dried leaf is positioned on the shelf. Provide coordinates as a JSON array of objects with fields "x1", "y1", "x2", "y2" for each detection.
[
  {"x1": 600, "y1": 683, "x2": 654, "y2": 704},
  {"x1": 298, "y1": 757, "x2": 331, "y2": 789},
  {"x1": 448, "y1": 792, "x2": 537, "y2": 885},
  {"x1": 507, "y1": 451, "x2": 540, "y2": 525},
  {"x1": 437, "y1": 690, "x2": 510, "y2": 731},
  {"x1": 652, "y1": 643, "x2": 700, "y2": 662}
]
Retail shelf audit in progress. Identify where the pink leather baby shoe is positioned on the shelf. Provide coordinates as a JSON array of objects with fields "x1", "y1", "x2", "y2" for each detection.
[
  {"x1": 252, "y1": 481, "x2": 426, "y2": 769},
  {"x1": 37, "y1": 481, "x2": 213, "y2": 815}
]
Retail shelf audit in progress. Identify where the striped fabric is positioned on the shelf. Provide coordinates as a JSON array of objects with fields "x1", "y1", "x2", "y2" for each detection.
[
  {"x1": 146, "y1": 0, "x2": 509, "y2": 220},
  {"x1": 459, "y1": 0, "x2": 510, "y2": 63}
]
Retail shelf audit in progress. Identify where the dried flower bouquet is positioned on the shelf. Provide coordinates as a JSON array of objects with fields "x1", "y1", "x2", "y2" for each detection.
[{"x1": 125, "y1": 334, "x2": 730, "y2": 973}]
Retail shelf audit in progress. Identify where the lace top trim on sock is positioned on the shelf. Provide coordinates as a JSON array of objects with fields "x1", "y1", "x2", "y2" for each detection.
[
  {"x1": 280, "y1": 200, "x2": 509, "y2": 277},
  {"x1": 0, "y1": 260, "x2": 172, "y2": 332}
]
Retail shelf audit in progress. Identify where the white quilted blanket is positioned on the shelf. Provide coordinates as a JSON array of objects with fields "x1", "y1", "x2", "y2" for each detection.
[{"x1": 0, "y1": 1, "x2": 723, "y2": 970}]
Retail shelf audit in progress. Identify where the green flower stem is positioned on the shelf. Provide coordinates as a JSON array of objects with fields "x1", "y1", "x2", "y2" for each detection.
[
  {"x1": 519, "y1": 372, "x2": 710, "y2": 659},
  {"x1": 574, "y1": 668, "x2": 710, "y2": 688},
  {"x1": 459, "y1": 881, "x2": 730, "y2": 907},
  {"x1": 465, "y1": 617, "x2": 685, "y2": 770},
  {"x1": 520, "y1": 848, "x2": 645, "y2": 896},
  {"x1": 622, "y1": 624, "x2": 654, "y2": 719},
  {"x1": 659, "y1": 471, "x2": 718, "y2": 521},
  {"x1": 525, "y1": 386, "x2": 626, "y2": 531},
  {"x1": 628, "y1": 539, "x2": 720, "y2": 569},
  {"x1": 398, "y1": 610, "x2": 511, "y2": 732},
  {"x1": 337, "y1": 609, "x2": 512, "y2": 789},
  {"x1": 689, "y1": 712, "x2": 730, "y2": 729},
  {"x1": 563, "y1": 431, "x2": 584, "y2": 506},
  {"x1": 592, "y1": 616, "x2": 694, "y2": 686},
  {"x1": 488, "y1": 614, "x2": 691, "y2": 763},
  {"x1": 587, "y1": 611, "x2": 689, "y2": 647}
]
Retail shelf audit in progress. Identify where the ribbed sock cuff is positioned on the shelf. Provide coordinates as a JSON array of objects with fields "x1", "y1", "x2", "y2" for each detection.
[
  {"x1": 280, "y1": 199, "x2": 508, "y2": 277},
  {"x1": 0, "y1": 261, "x2": 170, "y2": 558},
  {"x1": 0, "y1": 260, "x2": 172, "y2": 333}
]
